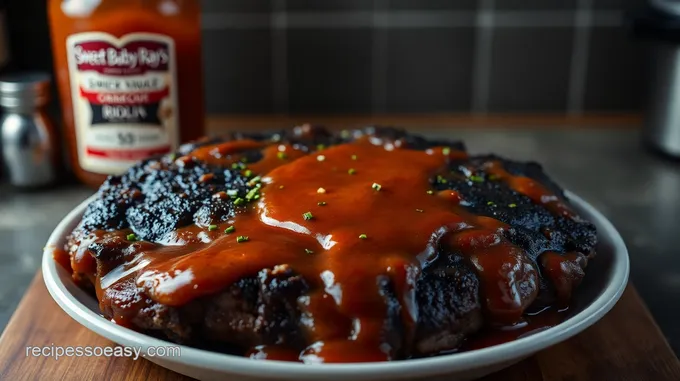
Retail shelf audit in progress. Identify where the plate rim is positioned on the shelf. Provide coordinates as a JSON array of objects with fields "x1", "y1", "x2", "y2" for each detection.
[{"x1": 42, "y1": 190, "x2": 630, "y2": 379}]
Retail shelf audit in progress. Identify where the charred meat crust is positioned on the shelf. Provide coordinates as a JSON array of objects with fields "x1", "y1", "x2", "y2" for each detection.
[{"x1": 65, "y1": 126, "x2": 597, "y2": 359}]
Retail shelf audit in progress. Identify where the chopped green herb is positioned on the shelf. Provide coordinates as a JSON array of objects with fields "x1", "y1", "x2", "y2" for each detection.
[
  {"x1": 208, "y1": 224, "x2": 218, "y2": 231},
  {"x1": 436, "y1": 175, "x2": 447, "y2": 184},
  {"x1": 231, "y1": 163, "x2": 239, "y2": 169},
  {"x1": 277, "y1": 151, "x2": 287, "y2": 160},
  {"x1": 442, "y1": 147, "x2": 451, "y2": 155},
  {"x1": 508, "y1": 203, "x2": 517, "y2": 208},
  {"x1": 247, "y1": 176, "x2": 262, "y2": 187},
  {"x1": 303, "y1": 212, "x2": 314, "y2": 221},
  {"x1": 351, "y1": 154, "x2": 358, "y2": 160},
  {"x1": 469, "y1": 175, "x2": 484, "y2": 183},
  {"x1": 359, "y1": 234, "x2": 368, "y2": 240},
  {"x1": 126, "y1": 233, "x2": 138, "y2": 242},
  {"x1": 243, "y1": 169, "x2": 253, "y2": 178},
  {"x1": 233, "y1": 198, "x2": 245, "y2": 206},
  {"x1": 487, "y1": 201, "x2": 495, "y2": 206},
  {"x1": 348, "y1": 168, "x2": 357, "y2": 175},
  {"x1": 372, "y1": 183, "x2": 382, "y2": 191},
  {"x1": 245, "y1": 187, "x2": 260, "y2": 201},
  {"x1": 224, "y1": 226, "x2": 235, "y2": 234},
  {"x1": 317, "y1": 144, "x2": 326, "y2": 151},
  {"x1": 318, "y1": 201, "x2": 327, "y2": 206},
  {"x1": 426, "y1": 190, "x2": 434, "y2": 195},
  {"x1": 415, "y1": 209, "x2": 424, "y2": 213},
  {"x1": 236, "y1": 236, "x2": 249, "y2": 243},
  {"x1": 304, "y1": 248, "x2": 314, "y2": 254}
]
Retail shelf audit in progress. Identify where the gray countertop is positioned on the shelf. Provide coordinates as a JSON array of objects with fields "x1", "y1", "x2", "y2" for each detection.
[{"x1": 1, "y1": 128, "x2": 679, "y2": 356}]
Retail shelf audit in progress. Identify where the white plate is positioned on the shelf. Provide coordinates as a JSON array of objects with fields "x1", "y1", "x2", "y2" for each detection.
[{"x1": 42, "y1": 191, "x2": 629, "y2": 381}]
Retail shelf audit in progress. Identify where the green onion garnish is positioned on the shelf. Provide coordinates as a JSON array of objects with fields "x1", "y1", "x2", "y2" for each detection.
[
  {"x1": 442, "y1": 147, "x2": 451, "y2": 155},
  {"x1": 487, "y1": 201, "x2": 495, "y2": 206},
  {"x1": 509, "y1": 203, "x2": 517, "y2": 208},
  {"x1": 351, "y1": 154, "x2": 358, "y2": 160},
  {"x1": 233, "y1": 198, "x2": 245, "y2": 206},
  {"x1": 304, "y1": 249, "x2": 314, "y2": 254},
  {"x1": 359, "y1": 234, "x2": 367, "y2": 240},
  {"x1": 236, "y1": 236, "x2": 249, "y2": 243},
  {"x1": 317, "y1": 144, "x2": 326, "y2": 151},
  {"x1": 208, "y1": 224, "x2": 217, "y2": 231},
  {"x1": 126, "y1": 233, "x2": 138, "y2": 242},
  {"x1": 371, "y1": 183, "x2": 382, "y2": 191},
  {"x1": 277, "y1": 151, "x2": 287, "y2": 160},
  {"x1": 469, "y1": 175, "x2": 484, "y2": 183},
  {"x1": 303, "y1": 212, "x2": 314, "y2": 221},
  {"x1": 224, "y1": 226, "x2": 235, "y2": 234},
  {"x1": 244, "y1": 169, "x2": 253, "y2": 178},
  {"x1": 348, "y1": 168, "x2": 356, "y2": 175}
]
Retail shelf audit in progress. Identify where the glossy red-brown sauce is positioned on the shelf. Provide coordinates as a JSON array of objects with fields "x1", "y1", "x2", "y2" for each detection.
[{"x1": 60, "y1": 137, "x2": 584, "y2": 362}]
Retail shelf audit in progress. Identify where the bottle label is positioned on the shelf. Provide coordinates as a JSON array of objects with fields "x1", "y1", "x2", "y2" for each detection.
[{"x1": 66, "y1": 32, "x2": 179, "y2": 175}]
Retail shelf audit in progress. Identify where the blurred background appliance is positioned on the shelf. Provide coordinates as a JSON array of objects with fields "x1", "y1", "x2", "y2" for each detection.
[{"x1": 635, "y1": 0, "x2": 680, "y2": 158}]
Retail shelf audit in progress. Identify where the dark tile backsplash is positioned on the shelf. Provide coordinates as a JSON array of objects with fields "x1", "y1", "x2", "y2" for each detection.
[
  {"x1": 387, "y1": 0, "x2": 479, "y2": 10},
  {"x1": 494, "y1": 0, "x2": 578, "y2": 10},
  {"x1": 385, "y1": 28, "x2": 475, "y2": 113},
  {"x1": 5, "y1": 0, "x2": 647, "y2": 114},
  {"x1": 583, "y1": 26, "x2": 646, "y2": 111},
  {"x1": 488, "y1": 28, "x2": 574, "y2": 112},
  {"x1": 202, "y1": 30, "x2": 274, "y2": 113},
  {"x1": 202, "y1": 0, "x2": 272, "y2": 13},
  {"x1": 287, "y1": 29, "x2": 374, "y2": 113},
  {"x1": 286, "y1": 0, "x2": 375, "y2": 11}
]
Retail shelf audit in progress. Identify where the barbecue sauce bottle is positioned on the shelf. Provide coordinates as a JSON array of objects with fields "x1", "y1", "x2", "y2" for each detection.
[{"x1": 48, "y1": 0, "x2": 204, "y2": 187}]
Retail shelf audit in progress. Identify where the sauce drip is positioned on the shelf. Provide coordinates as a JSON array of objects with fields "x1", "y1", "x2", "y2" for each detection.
[{"x1": 67, "y1": 137, "x2": 585, "y2": 362}]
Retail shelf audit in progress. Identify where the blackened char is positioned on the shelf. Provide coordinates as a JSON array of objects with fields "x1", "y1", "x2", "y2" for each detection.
[{"x1": 67, "y1": 126, "x2": 596, "y2": 359}]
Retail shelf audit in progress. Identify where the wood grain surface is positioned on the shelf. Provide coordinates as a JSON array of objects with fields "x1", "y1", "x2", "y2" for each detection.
[{"x1": 0, "y1": 272, "x2": 678, "y2": 381}]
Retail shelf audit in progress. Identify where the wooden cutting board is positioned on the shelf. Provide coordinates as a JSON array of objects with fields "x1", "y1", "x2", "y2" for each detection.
[{"x1": 0, "y1": 272, "x2": 678, "y2": 381}]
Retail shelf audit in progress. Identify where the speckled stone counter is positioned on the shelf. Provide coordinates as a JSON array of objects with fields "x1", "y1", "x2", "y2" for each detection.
[{"x1": 2, "y1": 128, "x2": 679, "y2": 356}]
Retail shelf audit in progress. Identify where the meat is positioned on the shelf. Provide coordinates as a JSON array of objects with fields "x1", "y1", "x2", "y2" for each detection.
[{"x1": 62, "y1": 125, "x2": 597, "y2": 362}]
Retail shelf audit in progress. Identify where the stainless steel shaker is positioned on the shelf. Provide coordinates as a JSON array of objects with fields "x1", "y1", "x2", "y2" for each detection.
[{"x1": 0, "y1": 72, "x2": 58, "y2": 187}]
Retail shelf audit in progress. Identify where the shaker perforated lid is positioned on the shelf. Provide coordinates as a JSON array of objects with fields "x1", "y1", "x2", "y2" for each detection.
[{"x1": 0, "y1": 72, "x2": 51, "y2": 109}]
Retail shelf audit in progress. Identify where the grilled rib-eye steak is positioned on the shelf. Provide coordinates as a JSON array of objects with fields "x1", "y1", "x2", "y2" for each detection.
[{"x1": 58, "y1": 126, "x2": 597, "y2": 362}]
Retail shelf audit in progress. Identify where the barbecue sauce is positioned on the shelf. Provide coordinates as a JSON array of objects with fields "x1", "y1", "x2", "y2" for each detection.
[
  {"x1": 65, "y1": 136, "x2": 586, "y2": 362},
  {"x1": 48, "y1": 0, "x2": 204, "y2": 188}
]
